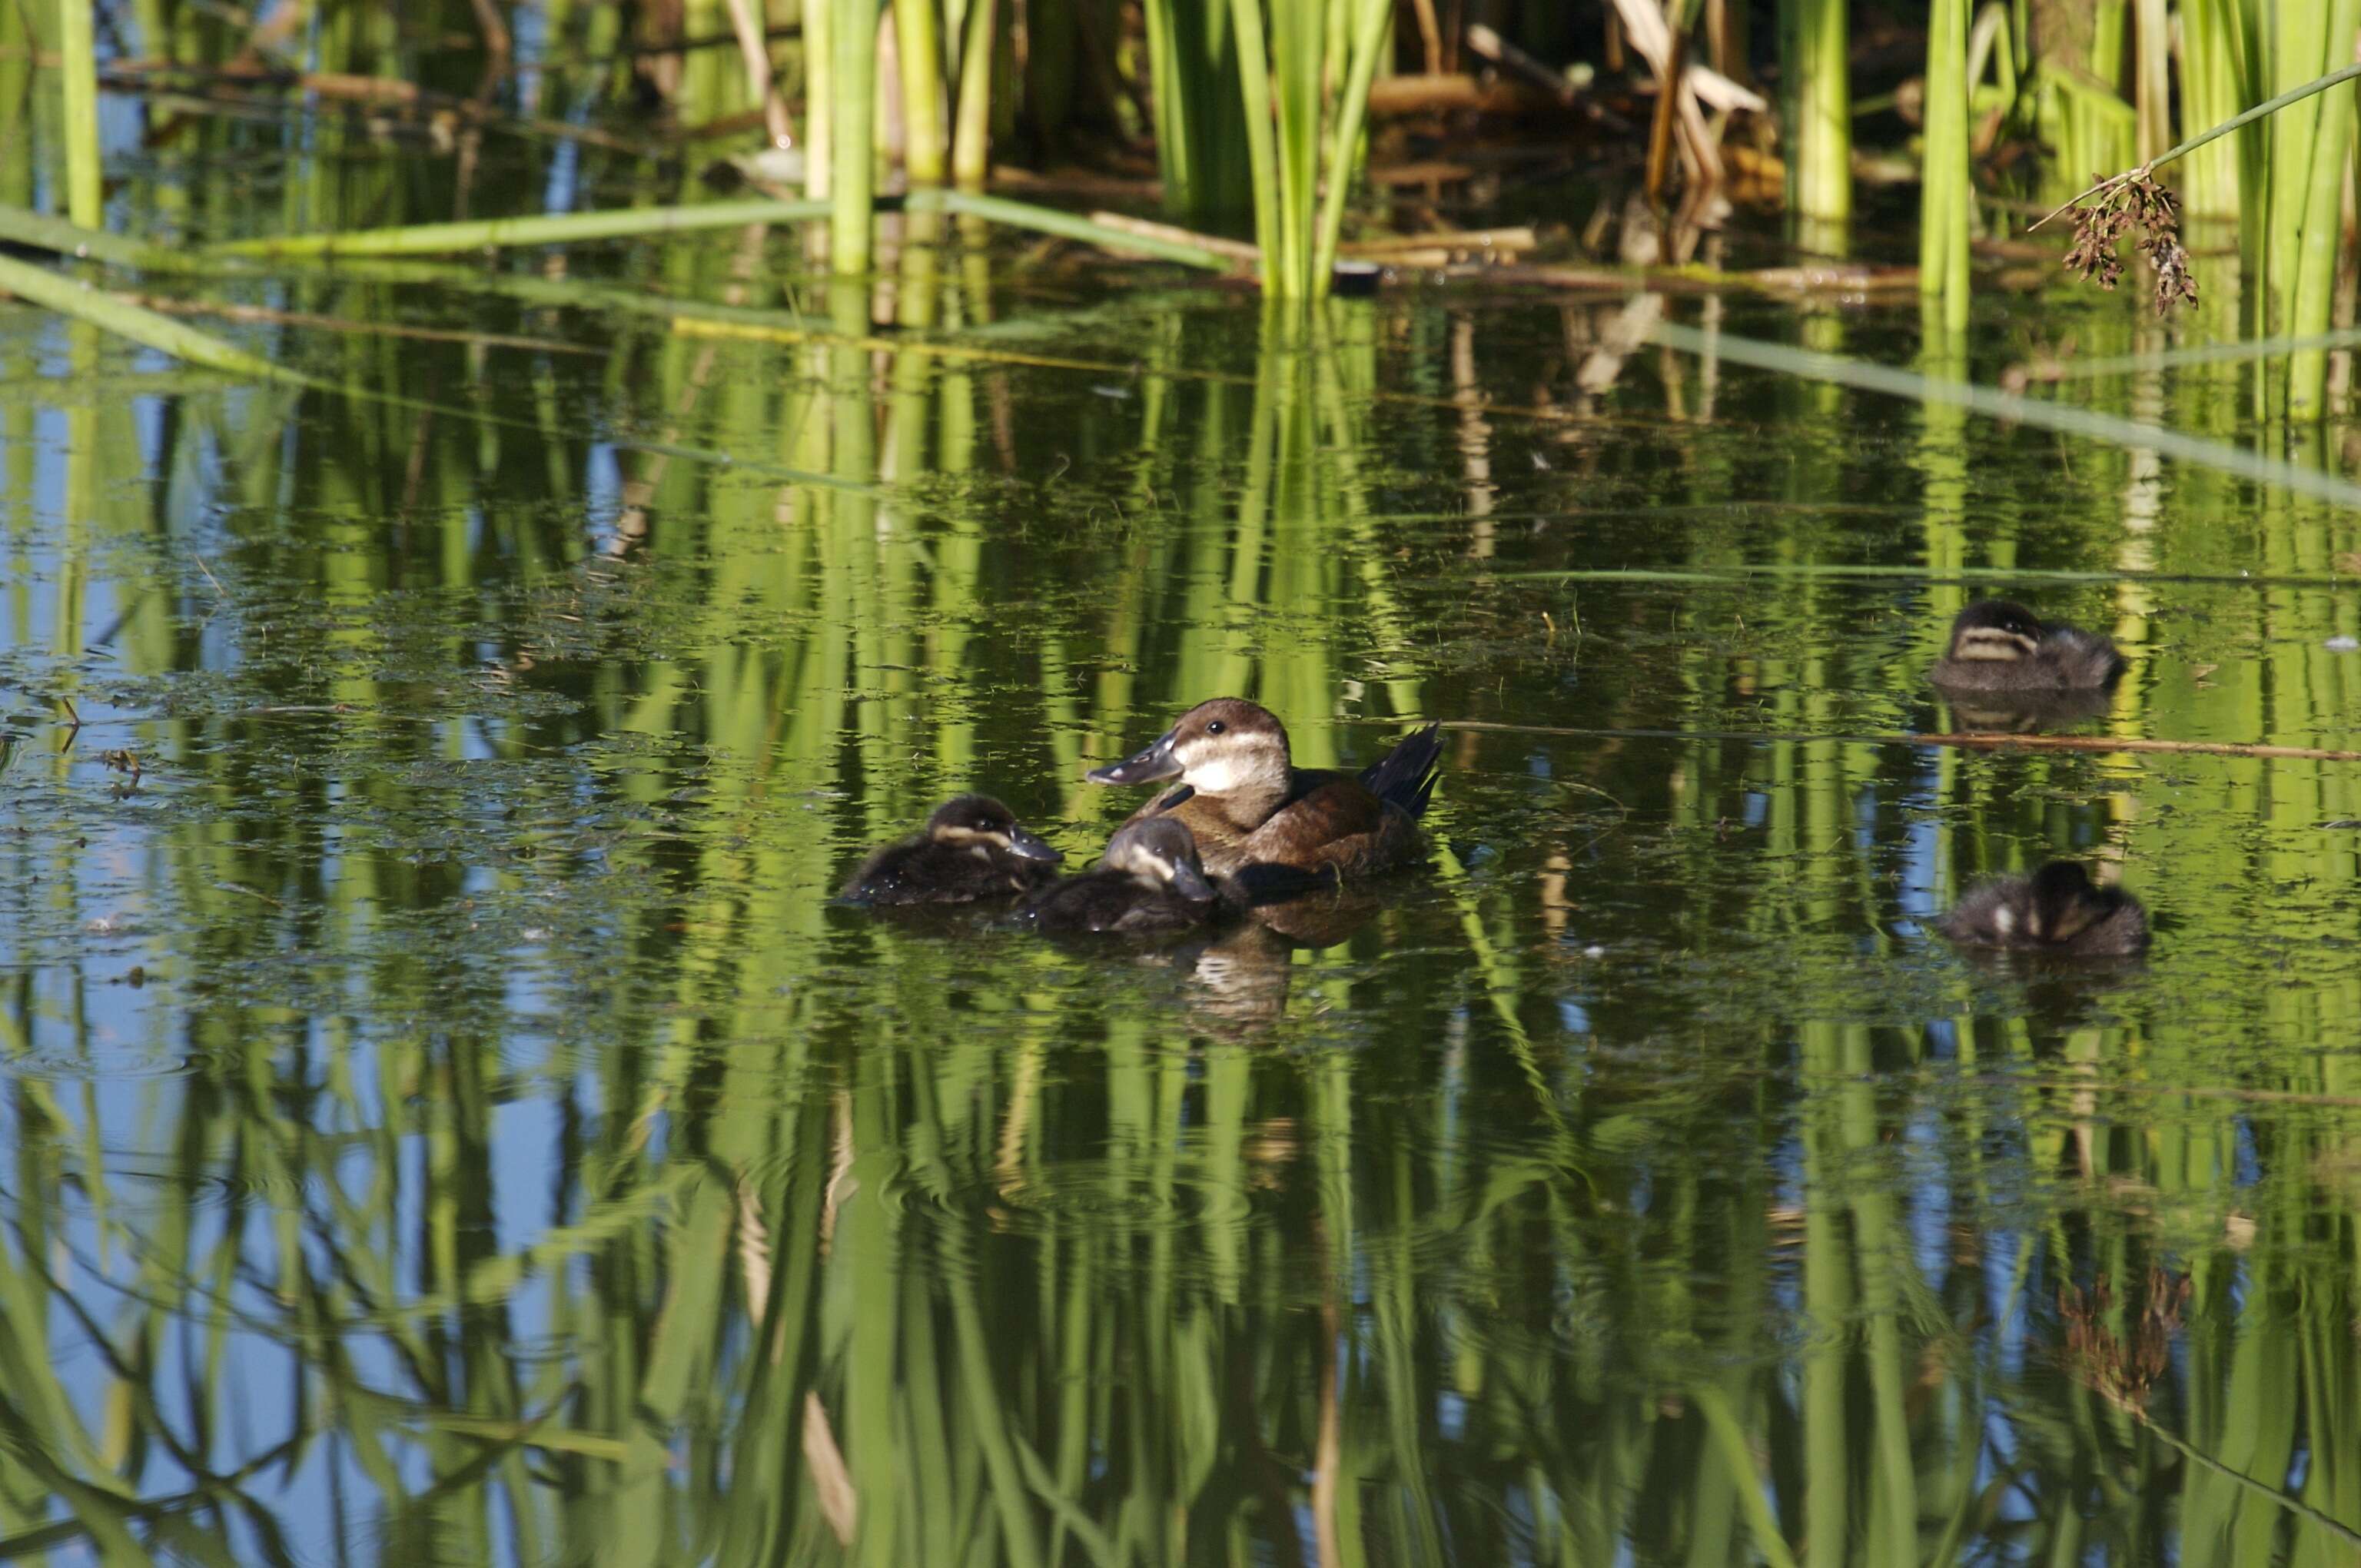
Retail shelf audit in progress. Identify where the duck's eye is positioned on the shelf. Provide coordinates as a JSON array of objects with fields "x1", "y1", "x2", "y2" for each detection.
[
  {"x1": 1206, "y1": 720, "x2": 1227, "y2": 735},
  {"x1": 975, "y1": 818, "x2": 996, "y2": 832}
]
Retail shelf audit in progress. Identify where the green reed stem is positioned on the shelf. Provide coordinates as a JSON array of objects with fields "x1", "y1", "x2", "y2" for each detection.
[
  {"x1": 1144, "y1": 0, "x2": 1249, "y2": 232},
  {"x1": 1919, "y1": 0, "x2": 1971, "y2": 330},
  {"x1": 2171, "y1": 0, "x2": 2253, "y2": 220},
  {"x1": 831, "y1": 0, "x2": 876, "y2": 274},
  {"x1": 201, "y1": 191, "x2": 1229, "y2": 268},
  {"x1": 805, "y1": 0, "x2": 834, "y2": 199},
  {"x1": 1779, "y1": 0, "x2": 1852, "y2": 238},
  {"x1": 0, "y1": 205, "x2": 204, "y2": 269},
  {"x1": 2132, "y1": 0, "x2": 2170, "y2": 161},
  {"x1": 951, "y1": 0, "x2": 998, "y2": 186},
  {"x1": 1225, "y1": 0, "x2": 1283, "y2": 291},
  {"x1": 2281, "y1": 0, "x2": 2358, "y2": 417},
  {"x1": 56, "y1": 0, "x2": 101, "y2": 228},
  {"x1": 1648, "y1": 321, "x2": 2361, "y2": 510},
  {"x1": 1267, "y1": 0, "x2": 1320, "y2": 296},
  {"x1": 2262, "y1": 3, "x2": 2325, "y2": 331},
  {"x1": 2030, "y1": 60, "x2": 2361, "y2": 231},
  {"x1": 209, "y1": 198, "x2": 830, "y2": 256},
  {"x1": 1693, "y1": 1385, "x2": 1802, "y2": 1568},
  {"x1": 1308, "y1": 0, "x2": 1393, "y2": 293},
  {"x1": 897, "y1": 0, "x2": 947, "y2": 184},
  {"x1": 0, "y1": 253, "x2": 291, "y2": 380}
]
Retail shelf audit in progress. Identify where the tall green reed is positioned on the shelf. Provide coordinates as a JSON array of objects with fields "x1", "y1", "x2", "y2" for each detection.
[
  {"x1": 1142, "y1": 0, "x2": 1253, "y2": 233},
  {"x1": 1778, "y1": 0, "x2": 1851, "y2": 245},
  {"x1": 55, "y1": 0, "x2": 102, "y2": 228},
  {"x1": 2173, "y1": 0, "x2": 2260, "y2": 223},
  {"x1": 2259, "y1": 0, "x2": 2359, "y2": 416},
  {"x1": 1921, "y1": 0, "x2": 1972, "y2": 331},
  {"x1": 1216, "y1": 0, "x2": 1396, "y2": 298},
  {"x1": 830, "y1": 0, "x2": 878, "y2": 274}
]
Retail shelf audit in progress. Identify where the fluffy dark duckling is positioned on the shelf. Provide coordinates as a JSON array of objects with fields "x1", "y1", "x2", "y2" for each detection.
[
  {"x1": 839, "y1": 794, "x2": 1062, "y2": 905},
  {"x1": 1929, "y1": 600, "x2": 2126, "y2": 693},
  {"x1": 1935, "y1": 860, "x2": 2149, "y2": 958},
  {"x1": 1085, "y1": 698, "x2": 1441, "y2": 883},
  {"x1": 1018, "y1": 817, "x2": 1218, "y2": 936}
]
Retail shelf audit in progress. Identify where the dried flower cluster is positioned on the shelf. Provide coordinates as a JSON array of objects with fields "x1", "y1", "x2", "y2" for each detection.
[
  {"x1": 2061, "y1": 170, "x2": 2200, "y2": 317},
  {"x1": 2058, "y1": 1267, "x2": 2192, "y2": 1414}
]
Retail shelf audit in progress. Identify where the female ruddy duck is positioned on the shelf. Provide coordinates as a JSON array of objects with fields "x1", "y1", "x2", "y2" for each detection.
[
  {"x1": 1085, "y1": 698, "x2": 1440, "y2": 883},
  {"x1": 1019, "y1": 817, "x2": 1219, "y2": 936},
  {"x1": 1935, "y1": 860, "x2": 2149, "y2": 958},
  {"x1": 839, "y1": 794, "x2": 1062, "y2": 905},
  {"x1": 1930, "y1": 599, "x2": 2124, "y2": 693}
]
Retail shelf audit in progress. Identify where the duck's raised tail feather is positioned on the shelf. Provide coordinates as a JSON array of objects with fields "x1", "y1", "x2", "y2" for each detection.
[{"x1": 1359, "y1": 723, "x2": 1443, "y2": 818}]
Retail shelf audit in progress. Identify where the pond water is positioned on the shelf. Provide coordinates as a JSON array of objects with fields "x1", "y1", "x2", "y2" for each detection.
[{"x1": 6, "y1": 204, "x2": 2361, "y2": 1565}]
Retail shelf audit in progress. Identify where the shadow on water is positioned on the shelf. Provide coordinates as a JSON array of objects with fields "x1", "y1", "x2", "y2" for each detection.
[{"x1": 11, "y1": 163, "x2": 2361, "y2": 1568}]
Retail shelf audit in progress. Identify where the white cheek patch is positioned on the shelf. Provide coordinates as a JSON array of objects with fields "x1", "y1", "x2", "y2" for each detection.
[
  {"x1": 970, "y1": 844, "x2": 991, "y2": 861},
  {"x1": 1184, "y1": 756, "x2": 1244, "y2": 793},
  {"x1": 1992, "y1": 905, "x2": 2015, "y2": 937}
]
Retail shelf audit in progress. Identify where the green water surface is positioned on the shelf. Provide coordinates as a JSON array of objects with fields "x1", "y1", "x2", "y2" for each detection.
[{"x1": 6, "y1": 191, "x2": 2361, "y2": 1566}]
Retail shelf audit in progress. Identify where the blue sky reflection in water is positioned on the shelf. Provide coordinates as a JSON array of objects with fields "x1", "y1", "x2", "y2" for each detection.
[{"x1": 4, "y1": 258, "x2": 2361, "y2": 1568}]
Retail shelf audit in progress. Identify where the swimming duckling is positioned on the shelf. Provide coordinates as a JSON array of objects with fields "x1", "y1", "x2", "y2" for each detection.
[
  {"x1": 1929, "y1": 599, "x2": 2125, "y2": 693},
  {"x1": 1086, "y1": 698, "x2": 1441, "y2": 884},
  {"x1": 1019, "y1": 817, "x2": 1219, "y2": 936},
  {"x1": 1935, "y1": 860, "x2": 2149, "y2": 958},
  {"x1": 839, "y1": 794, "x2": 1062, "y2": 905}
]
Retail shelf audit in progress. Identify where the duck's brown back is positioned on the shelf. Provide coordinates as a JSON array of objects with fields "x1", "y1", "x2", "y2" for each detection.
[{"x1": 1130, "y1": 770, "x2": 1422, "y2": 879}]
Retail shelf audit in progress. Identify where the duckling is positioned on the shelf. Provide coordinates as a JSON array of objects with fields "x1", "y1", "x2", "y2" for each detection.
[
  {"x1": 838, "y1": 794, "x2": 1062, "y2": 905},
  {"x1": 1935, "y1": 860, "x2": 2149, "y2": 957},
  {"x1": 1085, "y1": 698, "x2": 1441, "y2": 882},
  {"x1": 1929, "y1": 599, "x2": 2125, "y2": 693},
  {"x1": 1018, "y1": 817, "x2": 1219, "y2": 936}
]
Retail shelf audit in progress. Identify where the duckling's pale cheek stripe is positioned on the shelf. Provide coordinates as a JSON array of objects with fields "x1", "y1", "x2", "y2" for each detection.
[{"x1": 1955, "y1": 630, "x2": 2040, "y2": 661}]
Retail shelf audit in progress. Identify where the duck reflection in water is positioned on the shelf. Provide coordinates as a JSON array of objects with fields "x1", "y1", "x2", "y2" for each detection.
[{"x1": 1163, "y1": 879, "x2": 1403, "y2": 1033}]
